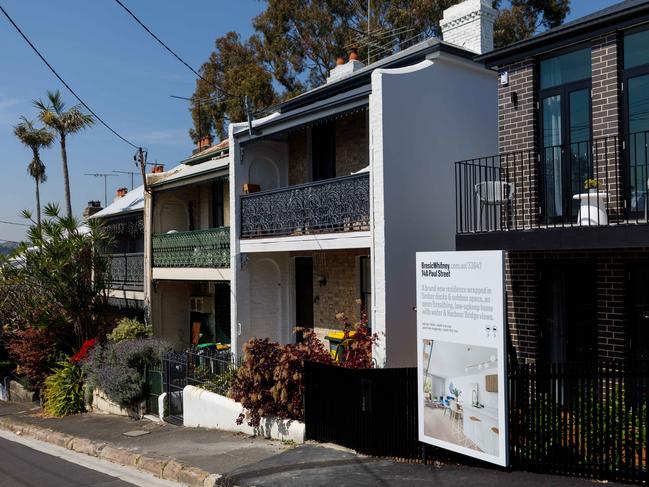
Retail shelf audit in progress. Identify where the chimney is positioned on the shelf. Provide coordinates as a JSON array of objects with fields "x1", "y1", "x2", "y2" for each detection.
[
  {"x1": 83, "y1": 200, "x2": 102, "y2": 219},
  {"x1": 116, "y1": 187, "x2": 128, "y2": 198},
  {"x1": 326, "y1": 49, "x2": 365, "y2": 83},
  {"x1": 151, "y1": 164, "x2": 164, "y2": 174},
  {"x1": 198, "y1": 135, "x2": 211, "y2": 151},
  {"x1": 440, "y1": 0, "x2": 497, "y2": 55}
]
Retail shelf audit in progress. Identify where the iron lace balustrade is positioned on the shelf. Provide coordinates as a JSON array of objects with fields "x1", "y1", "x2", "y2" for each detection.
[
  {"x1": 107, "y1": 252, "x2": 144, "y2": 291},
  {"x1": 152, "y1": 227, "x2": 230, "y2": 268},
  {"x1": 453, "y1": 134, "x2": 649, "y2": 234},
  {"x1": 240, "y1": 172, "x2": 370, "y2": 238}
]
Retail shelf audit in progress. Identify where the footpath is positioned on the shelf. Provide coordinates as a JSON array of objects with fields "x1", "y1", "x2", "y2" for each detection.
[{"x1": 0, "y1": 401, "x2": 620, "y2": 487}]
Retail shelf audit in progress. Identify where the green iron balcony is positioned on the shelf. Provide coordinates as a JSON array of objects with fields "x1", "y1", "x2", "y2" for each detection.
[{"x1": 152, "y1": 227, "x2": 230, "y2": 268}]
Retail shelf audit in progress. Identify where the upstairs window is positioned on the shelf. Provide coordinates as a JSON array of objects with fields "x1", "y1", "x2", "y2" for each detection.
[
  {"x1": 624, "y1": 27, "x2": 649, "y2": 69},
  {"x1": 539, "y1": 47, "x2": 591, "y2": 89}
]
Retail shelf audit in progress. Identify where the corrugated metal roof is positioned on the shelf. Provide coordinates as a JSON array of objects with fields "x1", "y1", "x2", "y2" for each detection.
[{"x1": 90, "y1": 185, "x2": 144, "y2": 219}]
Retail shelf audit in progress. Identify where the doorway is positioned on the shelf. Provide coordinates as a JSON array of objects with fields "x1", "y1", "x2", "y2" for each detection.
[
  {"x1": 295, "y1": 257, "x2": 314, "y2": 342},
  {"x1": 540, "y1": 261, "x2": 597, "y2": 363}
]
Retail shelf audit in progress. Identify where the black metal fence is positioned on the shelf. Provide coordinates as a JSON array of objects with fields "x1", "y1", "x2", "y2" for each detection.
[
  {"x1": 304, "y1": 360, "x2": 649, "y2": 484},
  {"x1": 107, "y1": 252, "x2": 144, "y2": 291},
  {"x1": 162, "y1": 348, "x2": 239, "y2": 423},
  {"x1": 455, "y1": 134, "x2": 649, "y2": 234},
  {"x1": 240, "y1": 172, "x2": 370, "y2": 238}
]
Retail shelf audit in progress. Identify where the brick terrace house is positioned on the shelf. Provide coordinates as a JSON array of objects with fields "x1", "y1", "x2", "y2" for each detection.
[
  {"x1": 229, "y1": 0, "x2": 498, "y2": 367},
  {"x1": 454, "y1": 0, "x2": 649, "y2": 365}
]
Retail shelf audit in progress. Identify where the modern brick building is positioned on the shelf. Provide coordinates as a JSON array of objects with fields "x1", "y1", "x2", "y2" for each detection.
[{"x1": 454, "y1": 0, "x2": 649, "y2": 365}]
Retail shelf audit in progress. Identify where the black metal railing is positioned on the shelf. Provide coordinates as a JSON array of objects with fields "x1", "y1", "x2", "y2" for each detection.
[
  {"x1": 455, "y1": 133, "x2": 649, "y2": 234},
  {"x1": 240, "y1": 173, "x2": 370, "y2": 238},
  {"x1": 162, "y1": 348, "x2": 239, "y2": 423},
  {"x1": 304, "y1": 360, "x2": 649, "y2": 484},
  {"x1": 107, "y1": 252, "x2": 144, "y2": 291}
]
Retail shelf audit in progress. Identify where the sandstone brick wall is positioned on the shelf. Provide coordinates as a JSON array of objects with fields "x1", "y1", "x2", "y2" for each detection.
[
  {"x1": 506, "y1": 249, "x2": 647, "y2": 364},
  {"x1": 335, "y1": 110, "x2": 369, "y2": 176},
  {"x1": 287, "y1": 111, "x2": 369, "y2": 185},
  {"x1": 290, "y1": 249, "x2": 370, "y2": 333}
]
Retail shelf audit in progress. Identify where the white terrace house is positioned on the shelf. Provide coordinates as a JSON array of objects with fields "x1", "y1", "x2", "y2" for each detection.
[
  {"x1": 229, "y1": 0, "x2": 499, "y2": 367},
  {"x1": 145, "y1": 141, "x2": 231, "y2": 348}
]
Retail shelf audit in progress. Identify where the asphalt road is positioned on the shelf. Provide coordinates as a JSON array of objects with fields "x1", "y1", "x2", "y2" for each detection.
[{"x1": 0, "y1": 436, "x2": 134, "y2": 487}]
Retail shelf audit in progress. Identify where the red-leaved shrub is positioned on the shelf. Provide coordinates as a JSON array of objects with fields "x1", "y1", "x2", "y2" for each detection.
[{"x1": 4, "y1": 326, "x2": 56, "y2": 391}]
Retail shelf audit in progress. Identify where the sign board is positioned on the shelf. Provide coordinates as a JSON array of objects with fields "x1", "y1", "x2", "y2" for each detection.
[{"x1": 416, "y1": 251, "x2": 507, "y2": 466}]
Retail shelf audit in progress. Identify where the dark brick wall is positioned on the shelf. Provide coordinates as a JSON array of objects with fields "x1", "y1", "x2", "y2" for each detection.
[{"x1": 506, "y1": 249, "x2": 649, "y2": 364}]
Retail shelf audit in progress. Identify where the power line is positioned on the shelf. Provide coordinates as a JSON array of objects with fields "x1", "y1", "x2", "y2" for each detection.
[
  {"x1": 0, "y1": 220, "x2": 29, "y2": 227},
  {"x1": 0, "y1": 4, "x2": 139, "y2": 149},
  {"x1": 113, "y1": 0, "x2": 234, "y2": 101}
]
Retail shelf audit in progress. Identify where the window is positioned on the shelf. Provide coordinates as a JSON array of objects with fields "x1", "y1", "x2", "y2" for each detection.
[
  {"x1": 538, "y1": 47, "x2": 592, "y2": 222},
  {"x1": 311, "y1": 121, "x2": 336, "y2": 181},
  {"x1": 624, "y1": 27, "x2": 649, "y2": 215},
  {"x1": 212, "y1": 179, "x2": 224, "y2": 228}
]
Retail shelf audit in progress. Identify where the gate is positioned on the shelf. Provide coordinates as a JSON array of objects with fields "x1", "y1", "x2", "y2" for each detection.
[
  {"x1": 162, "y1": 351, "x2": 187, "y2": 424},
  {"x1": 144, "y1": 365, "x2": 163, "y2": 415}
]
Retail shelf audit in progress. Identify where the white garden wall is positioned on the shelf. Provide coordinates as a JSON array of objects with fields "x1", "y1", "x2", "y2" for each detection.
[{"x1": 182, "y1": 385, "x2": 304, "y2": 443}]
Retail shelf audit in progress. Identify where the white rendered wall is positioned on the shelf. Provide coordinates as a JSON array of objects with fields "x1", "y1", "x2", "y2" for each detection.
[{"x1": 370, "y1": 55, "x2": 497, "y2": 367}]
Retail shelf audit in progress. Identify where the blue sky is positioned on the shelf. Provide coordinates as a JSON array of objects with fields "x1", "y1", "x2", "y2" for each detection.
[{"x1": 0, "y1": 0, "x2": 619, "y2": 242}]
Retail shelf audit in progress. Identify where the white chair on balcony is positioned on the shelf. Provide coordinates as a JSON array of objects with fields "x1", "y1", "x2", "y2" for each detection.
[{"x1": 474, "y1": 181, "x2": 515, "y2": 232}]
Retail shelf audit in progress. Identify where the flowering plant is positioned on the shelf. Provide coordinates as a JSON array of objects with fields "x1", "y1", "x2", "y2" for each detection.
[
  {"x1": 70, "y1": 338, "x2": 97, "y2": 364},
  {"x1": 583, "y1": 178, "x2": 603, "y2": 190}
]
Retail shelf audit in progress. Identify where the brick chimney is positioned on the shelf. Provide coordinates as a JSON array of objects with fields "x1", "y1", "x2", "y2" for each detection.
[
  {"x1": 198, "y1": 135, "x2": 211, "y2": 151},
  {"x1": 83, "y1": 200, "x2": 102, "y2": 219},
  {"x1": 116, "y1": 187, "x2": 128, "y2": 198},
  {"x1": 151, "y1": 165, "x2": 164, "y2": 174},
  {"x1": 440, "y1": 0, "x2": 497, "y2": 55}
]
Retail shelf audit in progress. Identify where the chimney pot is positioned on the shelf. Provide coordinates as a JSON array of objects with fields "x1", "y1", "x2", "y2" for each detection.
[
  {"x1": 349, "y1": 48, "x2": 359, "y2": 61},
  {"x1": 197, "y1": 135, "x2": 211, "y2": 151},
  {"x1": 152, "y1": 165, "x2": 164, "y2": 174},
  {"x1": 116, "y1": 187, "x2": 128, "y2": 198},
  {"x1": 336, "y1": 56, "x2": 345, "y2": 66}
]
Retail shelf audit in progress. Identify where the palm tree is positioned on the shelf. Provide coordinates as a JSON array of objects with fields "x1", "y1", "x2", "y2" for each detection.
[
  {"x1": 34, "y1": 90, "x2": 95, "y2": 218},
  {"x1": 13, "y1": 117, "x2": 55, "y2": 226}
]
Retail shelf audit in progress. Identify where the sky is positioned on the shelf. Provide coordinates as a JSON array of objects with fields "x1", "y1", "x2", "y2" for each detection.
[{"x1": 0, "y1": 0, "x2": 620, "y2": 242}]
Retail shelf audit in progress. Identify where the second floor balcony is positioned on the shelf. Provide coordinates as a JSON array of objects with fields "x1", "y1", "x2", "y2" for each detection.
[
  {"x1": 107, "y1": 252, "x2": 144, "y2": 291},
  {"x1": 152, "y1": 227, "x2": 230, "y2": 268},
  {"x1": 455, "y1": 133, "x2": 649, "y2": 250},
  {"x1": 240, "y1": 172, "x2": 370, "y2": 239}
]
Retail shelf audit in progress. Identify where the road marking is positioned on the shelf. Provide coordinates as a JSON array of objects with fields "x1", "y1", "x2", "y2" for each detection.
[{"x1": 0, "y1": 429, "x2": 183, "y2": 487}]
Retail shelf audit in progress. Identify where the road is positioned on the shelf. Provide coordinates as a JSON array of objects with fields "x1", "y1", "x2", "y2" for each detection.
[{"x1": 0, "y1": 433, "x2": 179, "y2": 487}]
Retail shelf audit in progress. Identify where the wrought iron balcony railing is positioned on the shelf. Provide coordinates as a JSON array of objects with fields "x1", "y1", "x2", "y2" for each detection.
[
  {"x1": 152, "y1": 227, "x2": 230, "y2": 268},
  {"x1": 107, "y1": 252, "x2": 144, "y2": 291},
  {"x1": 455, "y1": 133, "x2": 649, "y2": 234},
  {"x1": 240, "y1": 172, "x2": 370, "y2": 238}
]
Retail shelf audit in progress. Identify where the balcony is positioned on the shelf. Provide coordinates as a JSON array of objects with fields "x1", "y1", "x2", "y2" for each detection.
[
  {"x1": 240, "y1": 173, "x2": 370, "y2": 239},
  {"x1": 454, "y1": 134, "x2": 649, "y2": 250},
  {"x1": 152, "y1": 227, "x2": 230, "y2": 268},
  {"x1": 107, "y1": 252, "x2": 144, "y2": 291}
]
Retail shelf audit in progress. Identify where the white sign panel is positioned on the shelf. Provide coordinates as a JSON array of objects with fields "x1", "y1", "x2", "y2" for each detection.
[{"x1": 416, "y1": 251, "x2": 507, "y2": 467}]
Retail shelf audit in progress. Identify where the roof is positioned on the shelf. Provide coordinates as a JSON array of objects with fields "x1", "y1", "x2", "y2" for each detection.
[
  {"x1": 478, "y1": 0, "x2": 649, "y2": 66},
  {"x1": 90, "y1": 185, "x2": 144, "y2": 219},
  {"x1": 149, "y1": 154, "x2": 229, "y2": 189},
  {"x1": 249, "y1": 38, "x2": 477, "y2": 122},
  {"x1": 181, "y1": 139, "x2": 229, "y2": 166}
]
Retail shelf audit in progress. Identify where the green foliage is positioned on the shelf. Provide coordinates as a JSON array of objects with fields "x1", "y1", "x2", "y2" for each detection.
[
  {"x1": 82, "y1": 338, "x2": 172, "y2": 407},
  {"x1": 42, "y1": 360, "x2": 85, "y2": 417},
  {"x1": 107, "y1": 318, "x2": 151, "y2": 343},
  {"x1": 193, "y1": 364, "x2": 236, "y2": 396},
  {"x1": 0, "y1": 204, "x2": 112, "y2": 349}
]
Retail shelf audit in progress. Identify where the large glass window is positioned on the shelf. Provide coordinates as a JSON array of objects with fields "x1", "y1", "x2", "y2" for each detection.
[
  {"x1": 538, "y1": 47, "x2": 592, "y2": 222},
  {"x1": 624, "y1": 27, "x2": 649, "y2": 69},
  {"x1": 540, "y1": 48, "x2": 591, "y2": 89}
]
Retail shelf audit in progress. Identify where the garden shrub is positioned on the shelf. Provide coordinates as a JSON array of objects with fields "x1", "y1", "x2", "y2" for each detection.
[
  {"x1": 107, "y1": 318, "x2": 151, "y2": 343},
  {"x1": 42, "y1": 360, "x2": 85, "y2": 417},
  {"x1": 83, "y1": 338, "x2": 171, "y2": 407},
  {"x1": 4, "y1": 326, "x2": 57, "y2": 391},
  {"x1": 0, "y1": 361, "x2": 15, "y2": 379}
]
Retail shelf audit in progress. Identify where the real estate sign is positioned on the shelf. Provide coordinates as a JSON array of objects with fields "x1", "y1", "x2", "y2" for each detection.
[{"x1": 416, "y1": 250, "x2": 507, "y2": 466}]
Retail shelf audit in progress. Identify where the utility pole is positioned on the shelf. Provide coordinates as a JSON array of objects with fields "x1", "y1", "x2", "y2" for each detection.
[
  {"x1": 367, "y1": 0, "x2": 371, "y2": 64},
  {"x1": 84, "y1": 173, "x2": 118, "y2": 207},
  {"x1": 112, "y1": 170, "x2": 138, "y2": 190},
  {"x1": 134, "y1": 147, "x2": 149, "y2": 193}
]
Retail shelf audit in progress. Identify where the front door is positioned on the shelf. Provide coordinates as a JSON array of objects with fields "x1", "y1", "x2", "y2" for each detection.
[
  {"x1": 295, "y1": 257, "x2": 314, "y2": 342},
  {"x1": 540, "y1": 261, "x2": 597, "y2": 364},
  {"x1": 629, "y1": 264, "x2": 649, "y2": 361}
]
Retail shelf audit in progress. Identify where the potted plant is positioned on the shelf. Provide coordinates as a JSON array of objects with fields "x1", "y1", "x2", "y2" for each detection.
[
  {"x1": 449, "y1": 382, "x2": 461, "y2": 401},
  {"x1": 573, "y1": 178, "x2": 608, "y2": 226}
]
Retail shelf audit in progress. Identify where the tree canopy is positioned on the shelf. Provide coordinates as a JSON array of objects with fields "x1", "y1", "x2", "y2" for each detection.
[{"x1": 190, "y1": 0, "x2": 570, "y2": 143}]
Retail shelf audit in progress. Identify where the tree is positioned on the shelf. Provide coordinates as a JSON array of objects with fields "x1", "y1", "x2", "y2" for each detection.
[
  {"x1": 0, "y1": 203, "x2": 112, "y2": 348},
  {"x1": 190, "y1": 32, "x2": 276, "y2": 142},
  {"x1": 34, "y1": 90, "x2": 95, "y2": 218},
  {"x1": 13, "y1": 117, "x2": 55, "y2": 226},
  {"x1": 191, "y1": 1, "x2": 570, "y2": 139}
]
